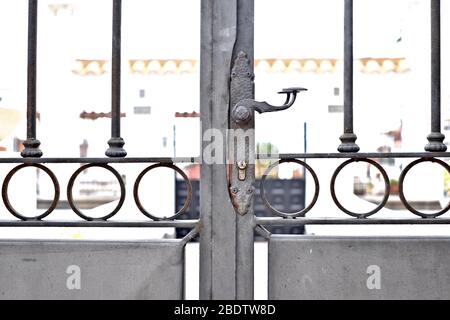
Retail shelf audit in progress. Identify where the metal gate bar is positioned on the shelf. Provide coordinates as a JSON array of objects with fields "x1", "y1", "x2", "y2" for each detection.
[
  {"x1": 260, "y1": 152, "x2": 450, "y2": 159},
  {"x1": 0, "y1": 220, "x2": 198, "y2": 228},
  {"x1": 426, "y1": 0, "x2": 446, "y2": 151},
  {"x1": 255, "y1": 217, "x2": 450, "y2": 227},
  {"x1": 106, "y1": 0, "x2": 126, "y2": 157},
  {"x1": 338, "y1": 0, "x2": 359, "y2": 153},
  {"x1": 21, "y1": 0, "x2": 41, "y2": 158},
  {"x1": 0, "y1": 157, "x2": 197, "y2": 163}
]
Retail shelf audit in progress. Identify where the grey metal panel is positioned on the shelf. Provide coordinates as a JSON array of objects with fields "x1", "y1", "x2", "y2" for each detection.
[
  {"x1": 269, "y1": 236, "x2": 450, "y2": 300},
  {"x1": 0, "y1": 239, "x2": 184, "y2": 300}
]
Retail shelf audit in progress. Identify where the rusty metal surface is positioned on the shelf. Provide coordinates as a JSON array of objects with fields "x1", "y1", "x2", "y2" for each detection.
[
  {"x1": 256, "y1": 156, "x2": 450, "y2": 220},
  {"x1": 330, "y1": 158, "x2": 390, "y2": 218},
  {"x1": 67, "y1": 163, "x2": 126, "y2": 221},
  {"x1": 260, "y1": 159, "x2": 319, "y2": 218},
  {"x1": 134, "y1": 163, "x2": 193, "y2": 221},
  {"x1": 229, "y1": 49, "x2": 255, "y2": 300},
  {"x1": 2, "y1": 154, "x2": 450, "y2": 225},
  {"x1": 2, "y1": 164, "x2": 60, "y2": 220},
  {"x1": 398, "y1": 158, "x2": 450, "y2": 218},
  {"x1": 0, "y1": 161, "x2": 194, "y2": 225}
]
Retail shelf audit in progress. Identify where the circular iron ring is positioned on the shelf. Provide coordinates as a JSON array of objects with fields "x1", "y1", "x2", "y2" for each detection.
[
  {"x1": 134, "y1": 163, "x2": 192, "y2": 221},
  {"x1": 2, "y1": 163, "x2": 60, "y2": 221},
  {"x1": 399, "y1": 157, "x2": 450, "y2": 218},
  {"x1": 67, "y1": 163, "x2": 126, "y2": 221},
  {"x1": 330, "y1": 158, "x2": 390, "y2": 218},
  {"x1": 260, "y1": 159, "x2": 319, "y2": 218}
]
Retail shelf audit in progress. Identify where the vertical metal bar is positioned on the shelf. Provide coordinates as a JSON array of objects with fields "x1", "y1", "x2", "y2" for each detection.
[
  {"x1": 21, "y1": 0, "x2": 42, "y2": 158},
  {"x1": 303, "y1": 121, "x2": 307, "y2": 184},
  {"x1": 199, "y1": 0, "x2": 238, "y2": 299},
  {"x1": 105, "y1": 0, "x2": 127, "y2": 157},
  {"x1": 199, "y1": 0, "x2": 213, "y2": 300},
  {"x1": 234, "y1": 0, "x2": 254, "y2": 300},
  {"x1": 425, "y1": 0, "x2": 446, "y2": 152},
  {"x1": 338, "y1": 0, "x2": 359, "y2": 153}
]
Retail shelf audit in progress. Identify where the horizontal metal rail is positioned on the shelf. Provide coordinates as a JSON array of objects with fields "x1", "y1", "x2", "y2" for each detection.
[
  {"x1": 3, "y1": 152, "x2": 450, "y2": 164},
  {"x1": 0, "y1": 219, "x2": 199, "y2": 228},
  {"x1": 1, "y1": 153, "x2": 448, "y2": 164},
  {"x1": 255, "y1": 217, "x2": 450, "y2": 226},
  {"x1": 257, "y1": 152, "x2": 450, "y2": 159},
  {"x1": 0, "y1": 157, "x2": 198, "y2": 164}
]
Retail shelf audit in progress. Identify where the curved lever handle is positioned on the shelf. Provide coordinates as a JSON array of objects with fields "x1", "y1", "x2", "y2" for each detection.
[
  {"x1": 254, "y1": 87, "x2": 307, "y2": 114},
  {"x1": 231, "y1": 87, "x2": 307, "y2": 124}
]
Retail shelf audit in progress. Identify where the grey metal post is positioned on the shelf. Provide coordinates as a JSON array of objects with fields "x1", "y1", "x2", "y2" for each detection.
[
  {"x1": 425, "y1": 0, "x2": 446, "y2": 152},
  {"x1": 200, "y1": 0, "x2": 239, "y2": 299},
  {"x1": 106, "y1": 0, "x2": 127, "y2": 157},
  {"x1": 21, "y1": 0, "x2": 43, "y2": 158},
  {"x1": 338, "y1": 0, "x2": 359, "y2": 153},
  {"x1": 200, "y1": 0, "x2": 255, "y2": 300}
]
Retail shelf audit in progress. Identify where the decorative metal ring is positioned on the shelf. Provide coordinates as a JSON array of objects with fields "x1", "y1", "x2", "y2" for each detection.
[
  {"x1": 399, "y1": 157, "x2": 450, "y2": 218},
  {"x1": 67, "y1": 163, "x2": 125, "y2": 221},
  {"x1": 133, "y1": 163, "x2": 192, "y2": 221},
  {"x1": 2, "y1": 163, "x2": 60, "y2": 221},
  {"x1": 260, "y1": 159, "x2": 319, "y2": 218},
  {"x1": 330, "y1": 158, "x2": 390, "y2": 218}
]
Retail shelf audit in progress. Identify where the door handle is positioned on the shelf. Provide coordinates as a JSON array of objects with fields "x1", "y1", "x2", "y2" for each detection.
[
  {"x1": 231, "y1": 87, "x2": 307, "y2": 125},
  {"x1": 229, "y1": 87, "x2": 306, "y2": 215},
  {"x1": 228, "y1": 52, "x2": 306, "y2": 216}
]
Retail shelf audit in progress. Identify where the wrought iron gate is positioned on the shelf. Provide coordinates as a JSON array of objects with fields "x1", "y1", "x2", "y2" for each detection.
[{"x1": 2, "y1": 0, "x2": 450, "y2": 300}]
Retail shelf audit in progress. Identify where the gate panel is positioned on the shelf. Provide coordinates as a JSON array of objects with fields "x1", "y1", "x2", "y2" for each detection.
[
  {"x1": 3, "y1": 0, "x2": 450, "y2": 301},
  {"x1": 0, "y1": 240, "x2": 184, "y2": 299},
  {"x1": 269, "y1": 236, "x2": 450, "y2": 300},
  {"x1": 0, "y1": 0, "x2": 199, "y2": 301}
]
